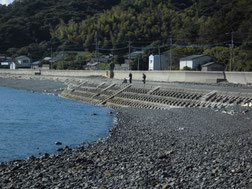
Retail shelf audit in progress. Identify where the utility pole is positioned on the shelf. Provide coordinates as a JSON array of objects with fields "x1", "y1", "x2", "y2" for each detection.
[
  {"x1": 137, "y1": 56, "x2": 140, "y2": 70},
  {"x1": 170, "y1": 36, "x2": 172, "y2": 71},
  {"x1": 95, "y1": 31, "x2": 99, "y2": 62},
  {"x1": 128, "y1": 41, "x2": 131, "y2": 70},
  {"x1": 230, "y1": 31, "x2": 234, "y2": 71},
  {"x1": 226, "y1": 31, "x2": 234, "y2": 71},
  {"x1": 50, "y1": 47, "x2": 53, "y2": 69},
  {"x1": 62, "y1": 49, "x2": 65, "y2": 70},
  {"x1": 158, "y1": 45, "x2": 161, "y2": 70}
]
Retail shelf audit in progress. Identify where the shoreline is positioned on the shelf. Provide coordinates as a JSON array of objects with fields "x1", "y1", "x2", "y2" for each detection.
[
  {"x1": 0, "y1": 77, "x2": 67, "y2": 95},
  {"x1": 0, "y1": 75, "x2": 252, "y2": 188}
]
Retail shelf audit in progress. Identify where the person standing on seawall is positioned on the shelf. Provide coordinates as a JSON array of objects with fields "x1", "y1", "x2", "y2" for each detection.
[
  {"x1": 129, "y1": 73, "x2": 132, "y2": 83},
  {"x1": 142, "y1": 73, "x2": 146, "y2": 84}
]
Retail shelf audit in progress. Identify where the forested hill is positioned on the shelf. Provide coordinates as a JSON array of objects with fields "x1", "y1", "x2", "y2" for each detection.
[
  {"x1": 52, "y1": 0, "x2": 251, "y2": 49},
  {"x1": 0, "y1": 0, "x2": 252, "y2": 70},
  {"x1": 0, "y1": 0, "x2": 121, "y2": 52}
]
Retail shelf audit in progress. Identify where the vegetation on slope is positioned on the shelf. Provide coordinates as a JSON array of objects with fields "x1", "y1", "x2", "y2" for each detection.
[{"x1": 0, "y1": 0, "x2": 251, "y2": 70}]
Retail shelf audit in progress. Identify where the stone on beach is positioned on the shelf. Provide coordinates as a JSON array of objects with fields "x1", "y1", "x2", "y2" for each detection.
[{"x1": 0, "y1": 75, "x2": 252, "y2": 188}]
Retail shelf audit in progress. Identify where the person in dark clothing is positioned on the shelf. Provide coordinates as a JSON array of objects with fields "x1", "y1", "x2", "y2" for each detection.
[
  {"x1": 122, "y1": 78, "x2": 127, "y2": 83},
  {"x1": 129, "y1": 73, "x2": 132, "y2": 83},
  {"x1": 142, "y1": 73, "x2": 146, "y2": 84}
]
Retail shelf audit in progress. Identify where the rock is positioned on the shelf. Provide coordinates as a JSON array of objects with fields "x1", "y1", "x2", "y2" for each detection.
[
  {"x1": 42, "y1": 153, "x2": 50, "y2": 159},
  {"x1": 57, "y1": 148, "x2": 64, "y2": 152},
  {"x1": 162, "y1": 184, "x2": 169, "y2": 189},
  {"x1": 55, "y1": 141, "x2": 62, "y2": 145}
]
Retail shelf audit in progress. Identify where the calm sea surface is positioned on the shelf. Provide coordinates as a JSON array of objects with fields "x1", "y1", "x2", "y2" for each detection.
[{"x1": 0, "y1": 87, "x2": 114, "y2": 162}]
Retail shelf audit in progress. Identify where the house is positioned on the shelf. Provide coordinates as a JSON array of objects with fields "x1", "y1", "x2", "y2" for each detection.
[
  {"x1": 41, "y1": 62, "x2": 51, "y2": 69},
  {"x1": 149, "y1": 54, "x2": 168, "y2": 70},
  {"x1": 15, "y1": 56, "x2": 31, "y2": 68},
  {"x1": 0, "y1": 56, "x2": 6, "y2": 62},
  {"x1": 201, "y1": 62, "x2": 225, "y2": 71},
  {"x1": 114, "y1": 64, "x2": 129, "y2": 70},
  {"x1": 124, "y1": 51, "x2": 144, "y2": 65},
  {"x1": 0, "y1": 56, "x2": 13, "y2": 68},
  {"x1": 124, "y1": 51, "x2": 144, "y2": 60},
  {"x1": 0, "y1": 62, "x2": 10, "y2": 68},
  {"x1": 10, "y1": 56, "x2": 31, "y2": 69},
  {"x1": 86, "y1": 62, "x2": 99, "y2": 70},
  {"x1": 180, "y1": 55, "x2": 213, "y2": 70},
  {"x1": 43, "y1": 57, "x2": 52, "y2": 62},
  {"x1": 31, "y1": 61, "x2": 41, "y2": 69},
  {"x1": 87, "y1": 57, "x2": 111, "y2": 64}
]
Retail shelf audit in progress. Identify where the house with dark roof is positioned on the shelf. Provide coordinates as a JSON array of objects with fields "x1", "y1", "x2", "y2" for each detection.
[
  {"x1": 180, "y1": 55, "x2": 213, "y2": 70},
  {"x1": 0, "y1": 56, "x2": 13, "y2": 68},
  {"x1": 201, "y1": 62, "x2": 225, "y2": 71},
  {"x1": 31, "y1": 61, "x2": 41, "y2": 69},
  {"x1": 124, "y1": 51, "x2": 144, "y2": 66}
]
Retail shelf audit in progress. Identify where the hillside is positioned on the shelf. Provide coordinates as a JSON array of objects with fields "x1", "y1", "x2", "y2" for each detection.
[
  {"x1": 0, "y1": 0, "x2": 121, "y2": 52},
  {"x1": 51, "y1": 0, "x2": 252, "y2": 70},
  {"x1": 52, "y1": 0, "x2": 251, "y2": 46},
  {"x1": 0, "y1": 0, "x2": 252, "y2": 71}
]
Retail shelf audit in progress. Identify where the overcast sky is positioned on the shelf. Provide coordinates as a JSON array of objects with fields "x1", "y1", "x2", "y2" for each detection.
[{"x1": 0, "y1": 0, "x2": 13, "y2": 5}]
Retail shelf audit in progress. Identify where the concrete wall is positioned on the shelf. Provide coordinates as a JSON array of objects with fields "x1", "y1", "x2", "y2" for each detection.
[
  {"x1": 0, "y1": 69, "x2": 107, "y2": 77},
  {"x1": 1, "y1": 69, "x2": 252, "y2": 84},
  {"x1": 41, "y1": 70, "x2": 106, "y2": 77},
  {"x1": 0, "y1": 69, "x2": 35, "y2": 75},
  {"x1": 113, "y1": 71, "x2": 225, "y2": 83},
  {"x1": 225, "y1": 72, "x2": 252, "y2": 84}
]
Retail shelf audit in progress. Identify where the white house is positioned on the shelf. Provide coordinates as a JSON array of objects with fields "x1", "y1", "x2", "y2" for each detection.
[
  {"x1": 149, "y1": 54, "x2": 168, "y2": 70},
  {"x1": 179, "y1": 55, "x2": 212, "y2": 70}
]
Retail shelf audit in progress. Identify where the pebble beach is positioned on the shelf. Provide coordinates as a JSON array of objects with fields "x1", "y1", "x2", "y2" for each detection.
[{"x1": 0, "y1": 76, "x2": 252, "y2": 188}]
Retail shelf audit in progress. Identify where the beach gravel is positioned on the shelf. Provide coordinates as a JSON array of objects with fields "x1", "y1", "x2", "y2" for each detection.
[{"x1": 1, "y1": 107, "x2": 252, "y2": 188}]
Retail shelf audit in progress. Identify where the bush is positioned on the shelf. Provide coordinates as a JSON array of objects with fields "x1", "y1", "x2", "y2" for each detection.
[
  {"x1": 182, "y1": 66, "x2": 192, "y2": 70},
  {"x1": 98, "y1": 63, "x2": 111, "y2": 70},
  {"x1": 53, "y1": 60, "x2": 84, "y2": 70}
]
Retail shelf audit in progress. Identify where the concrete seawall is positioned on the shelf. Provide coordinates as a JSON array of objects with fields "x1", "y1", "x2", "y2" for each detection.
[
  {"x1": 113, "y1": 71, "x2": 226, "y2": 83},
  {"x1": 225, "y1": 72, "x2": 252, "y2": 84},
  {"x1": 0, "y1": 69, "x2": 251, "y2": 84},
  {"x1": 61, "y1": 80, "x2": 252, "y2": 110}
]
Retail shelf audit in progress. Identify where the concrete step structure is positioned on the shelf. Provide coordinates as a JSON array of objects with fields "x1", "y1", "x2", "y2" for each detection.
[{"x1": 61, "y1": 80, "x2": 252, "y2": 110}]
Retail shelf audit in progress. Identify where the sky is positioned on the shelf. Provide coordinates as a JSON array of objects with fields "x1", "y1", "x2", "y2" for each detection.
[{"x1": 0, "y1": 0, "x2": 13, "y2": 5}]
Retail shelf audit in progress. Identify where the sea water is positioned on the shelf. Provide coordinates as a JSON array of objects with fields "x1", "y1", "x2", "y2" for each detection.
[{"x1": 0, "y1": 87, "x2": 114, "y2": 162}]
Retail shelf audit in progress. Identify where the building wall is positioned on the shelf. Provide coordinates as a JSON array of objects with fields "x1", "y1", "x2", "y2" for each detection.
[
  {"x1": 10, "y1": 63, "x2": 16, "y2": 70},
  {"x1": 180, "y1": 56, "x2": 212, "y2": 70},
  {"x1": 202, "y1": 64, "x2": 224, "y2": 71},
  {"x1": 149, "y1": 55, "x2": 168, "y2": 70},
  {"x1": 148, "y1": 55, "x2": 154, "y2": 70},
  {"x1": 180, "y1": 60, "x2": 193, "y2": 70}
]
